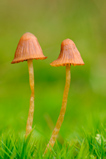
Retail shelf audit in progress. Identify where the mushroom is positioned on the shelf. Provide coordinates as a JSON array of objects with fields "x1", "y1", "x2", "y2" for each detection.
[
  {"x1": 11, "y1": 32, "x2": 47, "y2": 137},
  {"x1": 44, "y1": 39, "x2": 84, "y2": 154}
]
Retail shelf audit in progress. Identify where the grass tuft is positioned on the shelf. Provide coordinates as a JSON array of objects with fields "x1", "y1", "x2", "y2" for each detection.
[{"x1": 0, "y1": 127, "x2": 106, "y2": 159}]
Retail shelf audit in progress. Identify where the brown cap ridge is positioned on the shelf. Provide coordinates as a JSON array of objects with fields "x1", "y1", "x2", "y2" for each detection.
[
  {"x1": 11, "y1": 32, "x2": 47, "y2": 64},
  {"x1": 50, "y1": 39, "x2": 84, "y2": 67}
]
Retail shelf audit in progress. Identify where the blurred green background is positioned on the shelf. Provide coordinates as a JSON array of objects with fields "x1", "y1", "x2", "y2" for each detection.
[{"x1": 0, "y1": 0, "x2": 106, "y2": 141}]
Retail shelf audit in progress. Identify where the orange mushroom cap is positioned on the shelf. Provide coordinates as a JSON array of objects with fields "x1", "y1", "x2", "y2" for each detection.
[
  {"x1": 11, "y1": 32, "x2": 47, "y2": 64},
  {"x1": 50, "y1": 39, "x2": 84, "y2": 66}
]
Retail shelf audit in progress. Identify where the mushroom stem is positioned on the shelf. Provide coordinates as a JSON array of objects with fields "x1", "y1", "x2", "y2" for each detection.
[
  {"x1": 44, "y1": 65, "x2": 71, "y2": 154},
  {"x1": 25, "y1": 59, "x2": 34, "y2": 138}
]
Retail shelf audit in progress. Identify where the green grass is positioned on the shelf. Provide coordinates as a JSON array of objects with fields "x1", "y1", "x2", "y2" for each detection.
[{"x1": 0, "y1": 126, "x2": 106, "y2": 158}]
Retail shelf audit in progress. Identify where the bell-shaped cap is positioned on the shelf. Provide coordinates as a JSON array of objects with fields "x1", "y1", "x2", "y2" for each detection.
[
  {"x1": 11, "y1": 32, "x2": 47, "y2": 64},
  {"x1": 50, "y1": 39, "x2": 84, "y2": 66}
]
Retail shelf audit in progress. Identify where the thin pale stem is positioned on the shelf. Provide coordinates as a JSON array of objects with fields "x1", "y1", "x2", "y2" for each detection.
[
  {"x1": 44, "y1": 65, "x2": 71, "y2": 154},
  {"x1": 25, "y1": 59, "x2": 34, "y2": 138}
]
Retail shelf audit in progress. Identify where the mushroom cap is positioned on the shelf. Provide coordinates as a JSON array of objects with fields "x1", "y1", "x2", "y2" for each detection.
[
  {"x1": 11, "y1": 32, "x2": 47, "y2": 64},
  {"x1": 50, "y1": 39, "x2": 84, "y2": 66}
]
